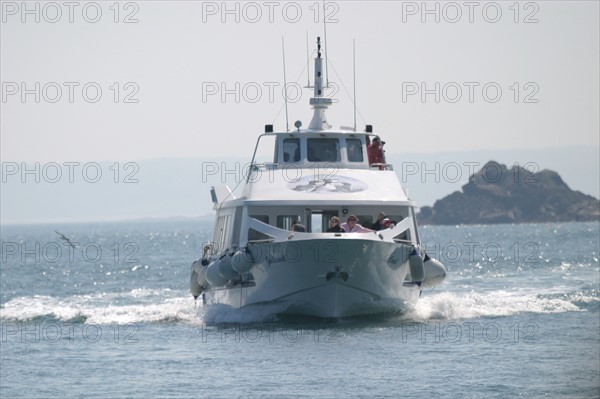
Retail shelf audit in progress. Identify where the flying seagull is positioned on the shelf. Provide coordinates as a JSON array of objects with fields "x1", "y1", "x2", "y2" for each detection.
[{"x1": 55, "y1": 231, "x2": 77, "y2": 249}]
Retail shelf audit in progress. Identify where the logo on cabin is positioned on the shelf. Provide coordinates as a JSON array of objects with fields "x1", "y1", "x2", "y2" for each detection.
[{"x1": 287, "y1": 175, "x2": 368, "y2": 193}]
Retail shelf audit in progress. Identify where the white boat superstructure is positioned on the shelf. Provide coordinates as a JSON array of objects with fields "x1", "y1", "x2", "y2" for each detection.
[{"x1": 190, "y1": 38, "x2": 446, "y2": 318}]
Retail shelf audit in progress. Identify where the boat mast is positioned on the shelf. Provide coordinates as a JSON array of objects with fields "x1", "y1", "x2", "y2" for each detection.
[
  {"x1": 282, "y1": 37, "x2": 290, "y2": 132},
  {"x1": 353, "y1": 39, "x2": 356, "y2": 132},
  {"x1": 308, "y1": 37, "x2": 333, "y2": 131}
]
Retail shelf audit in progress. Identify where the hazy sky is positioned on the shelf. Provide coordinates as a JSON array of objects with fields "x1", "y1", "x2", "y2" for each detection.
[{"x1": 1, "y1": 1, "x2": 599, "y2": 223}]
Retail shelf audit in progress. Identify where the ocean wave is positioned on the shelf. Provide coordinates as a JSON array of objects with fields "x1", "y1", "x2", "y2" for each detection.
[
  {"x1": 1, "y1": 286, "x2": 595, "y2": 325},
  {"x1": 408, "y1": 290, "x2": 588, "y2": 321},
  {"x1": 0, "y1": 289, "x2": 200, "y2": 325}
]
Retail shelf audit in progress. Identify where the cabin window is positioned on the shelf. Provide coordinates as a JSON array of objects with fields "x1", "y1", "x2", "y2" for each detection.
[
  {"x1": 283, "y1": 138, "x2": 300, "y2": 163},
  {"x1": 310, "y1": 213, "x2": 323, "y2": 233},
  {"x1": 250, "y1": 215, "x2": 269, "y2": 224},
  {"x1": 277, "y1": 215, "x2": 301, "y2": 230},
  {"x1": 346, "y1": 138, "x2": 364, "y2": 162},
  {"x1": 307, "y1": 138, "x2": 340, "y2": 163},
  {"x1": 307, "y1": 210, "x2": 338, "y2": 232},
  {"x1": 214, "y1": 214, "x2": 230, "y2": 253}
]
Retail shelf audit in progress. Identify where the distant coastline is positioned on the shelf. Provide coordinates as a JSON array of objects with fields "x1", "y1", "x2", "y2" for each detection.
[{"x1": 418, "y1": 161, "x2": 600, "y2": 225}]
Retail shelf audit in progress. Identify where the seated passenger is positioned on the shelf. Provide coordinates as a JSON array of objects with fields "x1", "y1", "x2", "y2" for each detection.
[
  {"x1": 326, "y1": 216, "x2": 344, "y2": 233},
  {"x1": 371, "y1": 212, "x2": 395, "y2": 231},
  {"x1": 371, "y1": 212, "x2": 387, "y2": 231},
  {"x1": 341, "y1": 215, "x2": 373, "y2": 233},
  {"x1": 290, "y1": 220, "x2": 306, "y2": 232}
]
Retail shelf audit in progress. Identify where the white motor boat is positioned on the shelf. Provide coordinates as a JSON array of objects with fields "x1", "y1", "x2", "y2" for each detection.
[{"x1": 190, "y1": 38, "x2": 446, "y2": 318}]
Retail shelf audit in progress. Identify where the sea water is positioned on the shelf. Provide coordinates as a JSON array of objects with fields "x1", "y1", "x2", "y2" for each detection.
[{"x1": 1, "y1": 220, "x2": 598, "y2": 398}]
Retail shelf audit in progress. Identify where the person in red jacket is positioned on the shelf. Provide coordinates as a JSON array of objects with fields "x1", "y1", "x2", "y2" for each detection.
[{"x1": 367, "y1": 137, "x2": 385, "y2": 167}]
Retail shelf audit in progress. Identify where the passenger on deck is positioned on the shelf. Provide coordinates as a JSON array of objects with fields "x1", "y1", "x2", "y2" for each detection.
[
  {"x1": 371, "y1": 212, "x2": 394, "y2": 230},
  {"x1": 290, "y1": 220, "x2": 306, "y2": 232},
  {"x1": 326, "y1": 216, "x2": 344, "y2": 233},
  {"x1": 367, "y1": 137, "x2": 385, "y2": 167},
  {"x1": 341, "y1": 215, "x2": 373, "y2": 233}
]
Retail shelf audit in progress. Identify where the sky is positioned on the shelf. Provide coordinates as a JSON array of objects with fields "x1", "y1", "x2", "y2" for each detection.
[{"x1": 1, "y1": 1, "x2": 599, "y2": 224}]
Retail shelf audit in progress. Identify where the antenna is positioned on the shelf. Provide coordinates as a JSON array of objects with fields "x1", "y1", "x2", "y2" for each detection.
[
  {"x1": 282, "y1": 37, "x2": 289, "y2": 132},
  {"x1": 306, "y1": 31, "x2": 311, "y2": 87},
  {"x1": 322, "y1": 0, "x2": 329, "y2": 88},
  {"x1": 353, "y1": 39, "x2": 357, "y2": 132}
]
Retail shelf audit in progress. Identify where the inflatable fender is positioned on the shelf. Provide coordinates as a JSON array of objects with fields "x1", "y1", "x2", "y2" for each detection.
[
  {"x1": 408, "y1": 247, "x2": 425, "y2": 285},
  {"x1": 205, "y1": 260, "x2": 229, "y2": 287},
  {"x1": 422, "y1": 254, "x2": 447, "y2": 288},
  {"x1": 190, "y1": 260, "x2": 205, "y2": 298},
  {"x1": 232, "y1": 246, "x2": 256, "y2": 274},
  {"x1": 218, "y1": 251, "x2": 238, "y2": 280}
]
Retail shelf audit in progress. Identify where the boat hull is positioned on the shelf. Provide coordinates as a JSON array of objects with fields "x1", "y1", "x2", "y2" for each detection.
[{"x1": 201, "y1": 238, "x2": 420, "y2": 318}]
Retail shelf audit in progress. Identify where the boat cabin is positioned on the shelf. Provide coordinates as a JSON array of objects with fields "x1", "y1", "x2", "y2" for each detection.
[{"x1": 254, "y1": 129, "x2": 390, "y2": 171}]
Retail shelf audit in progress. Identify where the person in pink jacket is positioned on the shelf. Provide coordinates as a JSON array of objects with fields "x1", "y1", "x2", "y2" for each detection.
[{"x1": 341, "y1": 215, "x2": 373, "y2": 233}]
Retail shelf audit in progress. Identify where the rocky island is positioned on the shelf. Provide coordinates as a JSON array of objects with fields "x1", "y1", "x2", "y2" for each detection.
[{"x1": 418, "y1": 161, "x2": 600, "y2": 225}]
